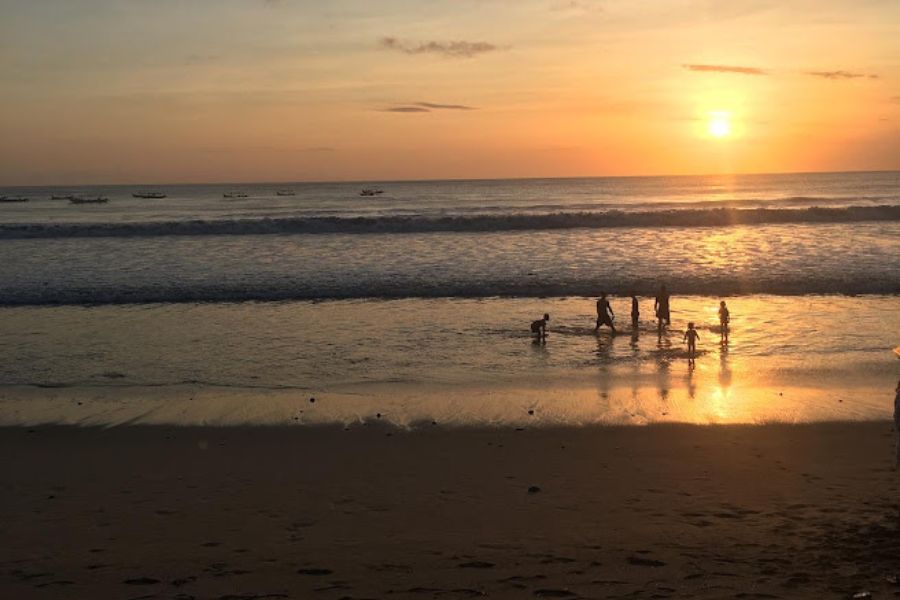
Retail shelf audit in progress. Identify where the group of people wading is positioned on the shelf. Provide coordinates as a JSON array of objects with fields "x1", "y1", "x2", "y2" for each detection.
[{"x1": 530, "y1": 285, "x2": 731, "y2": 363}]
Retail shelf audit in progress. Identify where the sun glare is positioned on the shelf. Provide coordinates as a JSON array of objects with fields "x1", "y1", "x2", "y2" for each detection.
[{"x1": 708, "y1": 111, "x2": 732, "y2": 138}]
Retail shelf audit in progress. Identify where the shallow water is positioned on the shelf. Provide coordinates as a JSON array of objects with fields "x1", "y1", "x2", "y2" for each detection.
[{"x1": 0, "y1": 296, "x2": 896, "y2": 426}]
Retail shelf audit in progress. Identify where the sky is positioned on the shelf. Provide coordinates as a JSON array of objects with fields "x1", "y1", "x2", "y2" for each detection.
[{"x1": 1, "y1": 0, "x2": 898, "y2": 185}]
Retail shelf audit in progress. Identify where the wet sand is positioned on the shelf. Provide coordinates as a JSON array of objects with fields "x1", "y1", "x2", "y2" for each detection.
[{"x1": 2, "y1": 422, "x2": 899, "y2": 599}]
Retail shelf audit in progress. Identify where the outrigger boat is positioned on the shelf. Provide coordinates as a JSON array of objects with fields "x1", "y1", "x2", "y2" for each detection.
[
  {"x1": 223, "y1": 192, "x2": 248, "y2": 198},
  {"x1": 359, "y1": 188, "x2": 384, "y2": 196},
  {"x1": 132, "y1": 192, "x2": 167, "y2": 199},
  {"x1": 0, "y1": 196, "x2": 29, "y2": 203},
  {"x1": 275, "y1": 189, "x2": 296, "y2": 196},
  {"x1": 50, "y1": 194, "x2": 74, "y2": 200},
  {"x1": 70, "y1": 196, "x2": 109, "y2": 204}
]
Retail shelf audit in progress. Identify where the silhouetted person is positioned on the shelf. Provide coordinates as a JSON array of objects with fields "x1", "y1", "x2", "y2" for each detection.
[
  {"x1": 531, "y1": 313, "x2": 549, "y2": 342},
  {"x1": 718, "y1": 300, "x2": 730, "y2": 342},
  {"x1": 683, "y1": 321, "x2": 699, "y2": 363},
  {"x1": 654, "y1": 285, "x2": 671, "y2": 331},
  {"x1": 630, "y1": 292, "x2": 640, "y2": 330},
  {"x1": 593, "y1": 293, "x2": 616, "y2": 334}
]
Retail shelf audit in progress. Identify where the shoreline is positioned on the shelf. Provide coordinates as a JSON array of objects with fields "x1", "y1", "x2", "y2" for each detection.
[
  {"x1": 0, "y1": 378, "x2": 893, "y2": 428},
  {"x1": 2, "y1": 422, "x2": 898, "y2": 599}
]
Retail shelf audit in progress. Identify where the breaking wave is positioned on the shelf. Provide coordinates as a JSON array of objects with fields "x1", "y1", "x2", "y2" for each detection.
[{"x1": 1, "y1": 205, "x2": 898, "y2": 239}]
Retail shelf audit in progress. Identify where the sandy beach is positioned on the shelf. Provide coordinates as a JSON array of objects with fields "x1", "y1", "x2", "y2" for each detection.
[{"x1": 2, "y1": 422, "x2": 898, "y2": 600}]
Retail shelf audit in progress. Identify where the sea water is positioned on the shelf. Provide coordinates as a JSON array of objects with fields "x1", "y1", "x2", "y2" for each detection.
[{"x1": 0, "y1": 172, "x2": 898, "y2": 426}]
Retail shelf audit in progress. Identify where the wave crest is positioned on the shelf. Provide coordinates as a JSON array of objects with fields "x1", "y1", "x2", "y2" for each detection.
[{"x1": 1, "y1": 205, "x2": 898, "y2": 239}]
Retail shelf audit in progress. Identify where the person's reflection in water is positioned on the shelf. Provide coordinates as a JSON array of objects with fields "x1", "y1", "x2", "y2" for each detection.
[
  {"x1": 595, "y1": 331, "x2": 615, "y2": 363},
  {"x1": 719, "y1": 336, "x2": 732, "y2": 390},
  {"x1": 657, "y1": 321, "x2": 670, "y2": 347},
  {"x1": 686, "y1": 362, "x2": 696, "y2": 399},
  {"x1": 655, "y1": 332, "x2": 672, "y2": 408}
]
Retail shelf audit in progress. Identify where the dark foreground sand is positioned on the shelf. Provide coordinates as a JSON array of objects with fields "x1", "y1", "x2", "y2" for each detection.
[{"x1": 1, "y1": 423, "x2": 899, "y2": 600}]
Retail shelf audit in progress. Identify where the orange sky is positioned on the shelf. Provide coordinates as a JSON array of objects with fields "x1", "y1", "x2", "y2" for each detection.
[{"x1": 1, "y1": 0, "x2": 898, "y2": 185}]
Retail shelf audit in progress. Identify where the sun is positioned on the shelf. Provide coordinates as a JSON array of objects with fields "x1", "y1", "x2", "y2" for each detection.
[{"x1": 707, "y1": 111, "x2": 732, "y2": 138}]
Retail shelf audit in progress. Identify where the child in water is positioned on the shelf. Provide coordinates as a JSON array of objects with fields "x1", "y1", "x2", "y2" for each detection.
[
  {"x1": 683, "y1": 322, "x2": 700, "y2": 361},
  {"x1": 718, "y1": 300, "x2": 730, "y2": 341},
  {"x1": 531, "y1": 314, "x2": 549, "y2": 341}
]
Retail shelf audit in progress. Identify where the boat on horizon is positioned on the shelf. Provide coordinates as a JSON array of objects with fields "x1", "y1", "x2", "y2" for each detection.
[
  {"x1": 50, "y1": 194, "x2": 75, "y2": 200},
  {"x1": 275, "y1": 190, "x2": 296, "y2": 196},
  {"x1": 132, "y1": 192, "x2": 167, "y2": 199},
  {"x1": 69, "y1": 196, "x2": 109, "y2": 204},
  {"x1": 359, "y1": 188, "x2": 384, "y2": 196},
  {"x1": 223, "y1": 192, "x2": 249, "y2": 199},
  {"x1": 0, "y1": 196, "x2": 29, "y2": 203}
]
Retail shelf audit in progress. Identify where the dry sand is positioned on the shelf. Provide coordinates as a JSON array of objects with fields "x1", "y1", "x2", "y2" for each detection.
[{"x1": 1, "y1": 422, "x2": 899, "y2": 599}]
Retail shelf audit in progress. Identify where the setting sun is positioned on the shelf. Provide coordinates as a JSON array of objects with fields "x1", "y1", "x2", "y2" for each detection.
[{"x1": 708, "y1": 112, "x2": 732, "y2": 138}]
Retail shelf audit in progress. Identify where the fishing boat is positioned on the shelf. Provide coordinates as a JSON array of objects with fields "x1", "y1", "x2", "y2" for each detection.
[
  {"x1": 0, "y1": 196, "x2": 29, "y2": 203},
  {"x1": 223, "y1": 192, "x2": 248, "y2": 199},
  {"x1": 275, "y1": 190, "x2": 296, "y2": 196},
  {"x1": 50, "y1": 194, "x2": 74, "y2": 200},
  {"x1": 132, "y1": 192, "x2": 167, "y2": 199},
  {"x1": 359, "y1": 188, "x2": 384, "y2": 196},
  {"x1": 70, "y1": 196, "x2": 109, "y2": 204}
]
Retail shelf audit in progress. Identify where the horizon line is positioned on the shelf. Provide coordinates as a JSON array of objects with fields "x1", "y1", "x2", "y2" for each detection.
[{"x1": 2, "y1": 168, "x2": 898, "y2": 189}]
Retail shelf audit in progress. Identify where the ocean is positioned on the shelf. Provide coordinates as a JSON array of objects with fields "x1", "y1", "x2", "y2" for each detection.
[{"x1": 1, "y1": 171, "x2": 898, "y2": 426}]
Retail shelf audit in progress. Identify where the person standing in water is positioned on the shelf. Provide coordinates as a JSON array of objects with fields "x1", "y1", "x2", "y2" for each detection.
[
  {"x1": 683, "y1": 322, "x2": 700, "y2": 363},
  {"x1": 630, "y1": 292, "x2": 640, "y2": 331},
  {"x1": 718, "y1": 300, "x2": 730, "y2": 342},
  {"x1": 531, "y1": 313, "x2": 549, "y2": 342},
  {"x1": 594, "y1": 293, "x2": 617, "y2": 334},
  {"x1": 654, "y1": 285, "x2": 671, "y2": 331}
]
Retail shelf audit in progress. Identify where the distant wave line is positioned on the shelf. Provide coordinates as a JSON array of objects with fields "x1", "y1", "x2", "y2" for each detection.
[
  {"x1": 0, "y1": 278, "x2": 897, "y2": 307},
  {"x1": 0, "y1": 205, "x2": 898, "y2": 239}
]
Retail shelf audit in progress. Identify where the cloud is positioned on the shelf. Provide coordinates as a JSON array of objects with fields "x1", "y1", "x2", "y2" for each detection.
[
  {"x1": 413, "y1": 102, "x2": 475, "y2": 110},
  {"x1": 683, "y1": 64, "x2": 766, "y2": 75},
  {"x1": 379, "y1": 37, "x2": 501, "y2": 58},
  {"x1": 381, "y1": 106, "x2": 431, "y2": 113},
  {"x1": 380, "y1": 102, "x2": 477, "y2": 113},
  {"x1": 683, "y1": 64, "x2": 880, "y2": 81},
  {"x1": 805, "y1": 70, "x2": 878, "y2": 80}
]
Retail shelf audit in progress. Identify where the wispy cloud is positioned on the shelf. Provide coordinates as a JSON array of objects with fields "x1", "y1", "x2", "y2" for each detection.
[
  {"x1": 413, "y1": 102, "x2": 475, "y2": 110},
  {"x1": 380, "y1": 102, "x2": 477, "y2": 113},
  {"x1": 683, "y1": 63, "x2": 880, "y2": 81},
  {"x1": 381, "y1": 106, "x2": 431, "y2": 113},
  {"x1": 805, "y1": 70, "x2": 878, "y2": 80},
  {"x1": 683, "y1": 64, "x2": 766, "y2": 75},
  {"x1": 379, "y1": 37, "x2": 501, "y2": 58}
]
